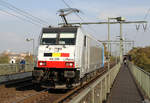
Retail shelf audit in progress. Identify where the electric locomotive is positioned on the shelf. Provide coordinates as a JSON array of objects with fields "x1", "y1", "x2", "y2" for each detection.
[{"x1": 32, "y1": 26, "x2": 104, "y2": 89}]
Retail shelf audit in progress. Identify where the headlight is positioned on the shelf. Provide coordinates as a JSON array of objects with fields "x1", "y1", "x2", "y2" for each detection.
[
  {"x1": 65, "y1": 62, "x2": 74, "y2": 67},
  {"x1": 39, "y1": 61, "x2": 46, "y2": 66},
  {"x1": 69, "y1": 63, "x2": 73, "y2": 66}
]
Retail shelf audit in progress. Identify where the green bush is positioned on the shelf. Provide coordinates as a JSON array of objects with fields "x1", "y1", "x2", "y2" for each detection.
[
  {"x1": 0, "y1": 54, "x2": 10, "y2": 64},
  {"x1": 128, "y1": 47, "x2": 150, "y2": 73}
]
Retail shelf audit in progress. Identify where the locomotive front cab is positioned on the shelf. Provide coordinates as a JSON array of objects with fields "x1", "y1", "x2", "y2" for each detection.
[{"x1": 33, "y1": 27, "x2": 79, "y2": 88}]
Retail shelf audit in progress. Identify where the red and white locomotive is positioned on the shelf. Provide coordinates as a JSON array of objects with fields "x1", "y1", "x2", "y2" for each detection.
[{"x1": 32, "y1": 26, "x2": 104, "y2": 88}]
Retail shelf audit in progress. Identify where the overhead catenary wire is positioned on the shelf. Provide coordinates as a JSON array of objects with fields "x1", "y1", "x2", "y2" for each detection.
[
  {"x1": 144, "y1": 8, "x2": 150, "y2": 31},
  {"x1": 0, "y1": 8, "x2": 42, "y2": 27},
  {"x1": 61, "y1": 0, "x2": 99, "y2": 34},
  {"x1": 61, "y1": 0, "x2": 84, "y2": 22},
  {"x1": 0, "y1": 0, "x2": 49, "y2": 26},
  {"x1": 0, "y1": 0, "x2": 49, "y2": 25},
  {"x1": 144, "y1": 8, "x2": 150, "y2": 20},
  {"x1": 136, "y1": 8, "x2": 150, "y2": 31}
]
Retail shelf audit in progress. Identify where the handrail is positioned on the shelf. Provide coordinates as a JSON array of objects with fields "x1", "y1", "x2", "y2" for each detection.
[
  {"x1": 0, "y1": 64, "x2": 33, "y2": 75},
  {"x1": 128, "y1": 62, "x2": 150, "y2": 100},
  {"x1": 68, "y1": 63, "x2": 121, "y2": 103},
  {"x1": 133, "y1": 64, "x2": 150, "y2": 76}
]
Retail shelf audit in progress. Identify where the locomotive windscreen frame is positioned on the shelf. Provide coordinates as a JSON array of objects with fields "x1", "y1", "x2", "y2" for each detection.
[{"x1": 41, "y1": 27, "x2": 78, "y2": 45}]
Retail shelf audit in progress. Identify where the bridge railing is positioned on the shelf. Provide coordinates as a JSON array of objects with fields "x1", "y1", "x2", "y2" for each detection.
[
  {"x1": 0, "y1": 64, "x2": 33, "y2": 75},
  {"x1": 68, "y1": 63, "x2": 121, "y2": 103},
  {"x1": 128, "y1": 63, "x2": 150, "y2": 100}
]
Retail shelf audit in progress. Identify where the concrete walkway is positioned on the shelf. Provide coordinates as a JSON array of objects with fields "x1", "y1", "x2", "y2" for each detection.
[{"x1": 106, "y1": 65, "x2": 143, "y2": 103}]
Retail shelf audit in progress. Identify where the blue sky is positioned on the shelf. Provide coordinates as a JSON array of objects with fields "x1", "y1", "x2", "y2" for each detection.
[{"x1": 0, "y1": 0, "x2": 150, "y2": 53}]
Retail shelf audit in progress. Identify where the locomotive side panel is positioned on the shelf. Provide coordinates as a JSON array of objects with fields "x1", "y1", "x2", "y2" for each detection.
[
  {"x1": 75, "y1": 28, "x2": 86, "y2": 78},
  {"x1": 88, "y1": 36, "x2": 103, "y2": 73},
  {"x1": 76, "y1": 28, "x2": 104, "y2": 78}
]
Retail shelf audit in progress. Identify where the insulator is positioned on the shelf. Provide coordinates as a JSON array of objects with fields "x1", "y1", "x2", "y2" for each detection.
[
  {"x1": 136, "y1": 24, "x2": 140, "y2": 31},
  {"x1": 142, "y1": 23, "x2": 147, "y2": 32}
]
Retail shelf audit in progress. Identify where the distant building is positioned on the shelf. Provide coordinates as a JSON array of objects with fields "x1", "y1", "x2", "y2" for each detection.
[
  {"x1": 9, "y1": 58, "x2": 16, "y2": 64},
  {"x1": 1, "y1": 50, "x2": 31, "y2": 64}
]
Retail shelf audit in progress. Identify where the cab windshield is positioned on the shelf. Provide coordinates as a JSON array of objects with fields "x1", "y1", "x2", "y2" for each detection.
[
  {"x1": 41, "y1": 33, "x2": 57, "y2": 45},
  {"x1": 41, "y1": 33, "x2": 76, "y2": 45},
  {"x1": 59, "y1": 33, "x2": 75, "y2": 45}
]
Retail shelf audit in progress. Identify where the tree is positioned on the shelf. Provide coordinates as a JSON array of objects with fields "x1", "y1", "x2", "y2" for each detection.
[{"x1": 128, "y1": 47, "x2": 150, "y2": 73}]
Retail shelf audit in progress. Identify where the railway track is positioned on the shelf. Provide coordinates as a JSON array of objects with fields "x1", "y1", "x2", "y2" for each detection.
[
  {"x1": 56, "y1": 62, "x2": 116, "y2": 103},
  {"x1": 0, "y1": 77, "x2": 34, "y2": 103},
  {"x1": 15, "y1": 67, "x2": 109, "y2": 103},
  {"x1": 0, "y1": 63, "x2": 116, "y2": 103},
  {"x1": 56, "y1": 68, "x2": 107, "y2": 103}
]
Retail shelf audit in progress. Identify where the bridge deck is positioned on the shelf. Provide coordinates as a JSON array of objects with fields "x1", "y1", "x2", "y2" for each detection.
[{"x1": 106, "y1": 65, "x2": 143, "y2": 103}]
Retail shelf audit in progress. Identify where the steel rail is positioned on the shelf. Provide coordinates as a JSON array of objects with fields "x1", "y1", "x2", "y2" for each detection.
[
  {"x1": 67, "y1": 63, "x2": 121, "y2": 103},
  {"x1": 55, "y1": 62, "x2": 116, "y2": 103}
]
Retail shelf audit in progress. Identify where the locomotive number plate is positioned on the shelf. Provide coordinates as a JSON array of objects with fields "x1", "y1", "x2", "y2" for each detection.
[{"x1": 49, "y1": 58, "x2": 60, "y2": 60}]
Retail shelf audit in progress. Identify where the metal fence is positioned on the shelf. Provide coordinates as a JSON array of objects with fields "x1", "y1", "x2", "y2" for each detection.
[
  {"x1": 0, "y1": 64, "x2": 33, "y2": 75},
  {"x1": 68, "y1": 63, "x2": 121, "y2": 103},
  {"x1": 128, "y1": 63, "x2": 150, "y2": 100}
]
